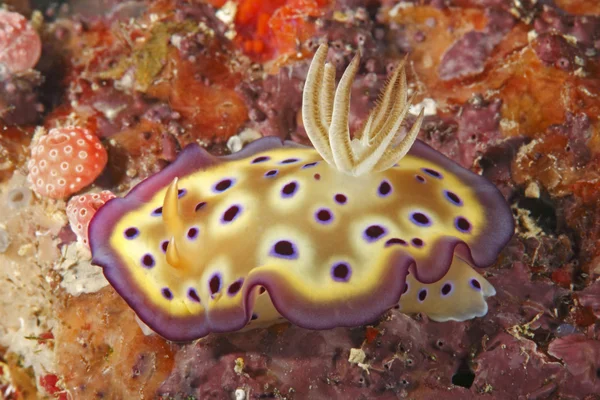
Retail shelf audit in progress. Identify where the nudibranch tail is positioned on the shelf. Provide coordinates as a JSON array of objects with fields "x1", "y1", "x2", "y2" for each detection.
[
  {"x1": 398, "y1": 256, "x2": 496, "y2": 322},
  {"x1": 302, "y1": 44, "x2": 424, "y2": 177}
]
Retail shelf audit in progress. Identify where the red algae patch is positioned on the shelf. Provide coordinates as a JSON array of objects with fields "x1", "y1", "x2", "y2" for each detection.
[
  {"x1": 27, "y1": 127, "x2": 108, "y2": 199},
  {"x1": 555, "y1": 0, "x2": 600, "y2": 15},
  {"x1": 234, "y1": 0, "x2": 331, "y2": 62},
  {"x1": 166, "y1": 53, "x2": 249, "y2": 143},
  {"x1": 0, "y1": 10, "x2": 41, "y2": 73}
]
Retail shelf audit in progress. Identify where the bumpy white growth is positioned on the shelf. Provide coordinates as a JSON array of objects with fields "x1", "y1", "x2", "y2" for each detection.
[{"x1": 302, "y1": 44, "x2": 425, "y2": 176}]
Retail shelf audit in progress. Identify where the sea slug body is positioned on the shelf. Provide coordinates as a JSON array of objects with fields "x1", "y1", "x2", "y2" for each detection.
[{"x1": 90, "y1": 45, "x2": 514, "y2": 341}]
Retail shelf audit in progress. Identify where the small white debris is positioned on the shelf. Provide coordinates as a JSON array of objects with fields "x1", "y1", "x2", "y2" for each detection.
[
  {"x1": 113, "y1": 68, "x2": 136, "y2": 91},
  {"x1": 349, "y1": 348, "x2": 371, "y2": 373},
  {"x1": 234, "y1": 388, "x2": 246, "y2": 400},
  {"x1": 525, "y1": 182, "x2": 540, "y2": 199},
  {"x1": 93, "y1": 101, "x2": 127, "y2": 121},
  {"x1": 227, "y1": 128, "x2": 263, "y2": 153},
  {"x1": 227, "y1": 136, "x2": 242, "y2": 153},
  {"x1": 216, "y1": 1, "x2": 238, "y2": 25},
  {"x1": 562, "y1": 34, "x2": 579, "y2": 45},
  {"x1": 170, "y1": 34, "x2": 183, "y2": 50},
  {"x1": 409, "y1": 97, "x2": 437, "y2": 116},
  {"x1": 234, "y1": 357, "x2": 245, "y2": 375},
  {"x1": 389, "y1": 1, "x2": 414, "y2": 17},
  {"x1": 349, "y1": 348, "x2": 366, "y2": 365},
  {"x1": 527, "y1": 30, "x2": 538, "y2": 43}
]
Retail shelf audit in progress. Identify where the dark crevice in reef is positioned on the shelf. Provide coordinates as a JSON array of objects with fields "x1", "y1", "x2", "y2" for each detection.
[
  {"x1": 451, "y1": 359, "x2": 475, "y2": 389},
  {"x1": 516, "y1": 191, "x2": 558, "y2": 234}
]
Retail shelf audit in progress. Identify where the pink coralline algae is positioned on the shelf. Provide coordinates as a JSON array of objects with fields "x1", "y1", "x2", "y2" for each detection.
[
  {"x1": 157, "y1": 313, "x2": 479, "y2": 399},
  {"x1": 0, "y1": 10, "x2": 42, "y2": 74},
  {"x1": 548, "y1": 335, "x2": 600, "y2": 395},
  {"x1": 438, "y1": 9, "x2": 515, "y2": 81}
]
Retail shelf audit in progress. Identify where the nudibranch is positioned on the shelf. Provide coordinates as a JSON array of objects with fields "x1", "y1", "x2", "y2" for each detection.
[{"x1": 90, "y1": 44, "x2": 514, "y2": 341}]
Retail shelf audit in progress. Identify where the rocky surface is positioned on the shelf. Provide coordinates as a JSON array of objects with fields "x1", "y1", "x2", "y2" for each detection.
[{"x1": 0, "y1": 0, "x2": 599, "y2": 399}]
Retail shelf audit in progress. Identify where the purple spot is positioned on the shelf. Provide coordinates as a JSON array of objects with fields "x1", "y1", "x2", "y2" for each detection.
[
  {"x1": 412, "y1": 238, "x2": 424, "y2": 248},
  {"x1": 314, "y1": 173, "x2": 321, "y2": 180},
  {"x1": 213, "y1": 178, "x2": 235, "y2": 193},
  {"x1": 209, "y1": 274, "x2": 222, "y2": 295},
  {"x1": 188, "y1": 288, "x2": 201, "y2": 302},
  {"x1": 280, "y1": 158, "x2": 299, "y2": 164},
  {"x1": 415, "y1": 175, "x2": 426, "y2": 183},
  {"x1": 302, "y1": 162, "x2": 318, "y2": 169},
  {"x1": 331, "y1": 262, "x2": 351, "y2": 282},
  {"x1": 441, "y1": 283, "x2": 453, "y2": 296},
  {"x1": 334, "y1": 194, "x2": 347, "y2": 204},
  {"x1": 444, "y1": 190, "x2": 462, "y2": 206},
  {"x1": 160, "y1": 240, "x2": 169, "y2": 253},
  {"x1": 162, "y1": 287, "x2": 173, "y2": 300},
  {"x1": 187, "y1": 227, "x2": 199, "y2": 240},
  {"x1": 265, "y1": 169, "x2": 278, "y2": 178},
  {"x1": 385, "y1": 238, "x2": 408, "y2": 247},
  {"x1": 418, "y1": 289, "x2": 427, "y2": 302},
  {"x1": 195, "y1": 201, "x2": 207, "y2": 212},
  {"x1": 363, "y1": 225, "x2": 387, "y2": 242},
  {"x1": 378, "y1": 180, "x2": 392, "y2": 197},
  {"x1": 455, "y1": 217, "x2": 472, "y2": 233},
  {"x1": 251, "y1": 313, "x2": 259, "y2": 320},
  {"x1": 422, "y1": 168, "x2": 442, "y2": 179},
  {"x1": 315, "y1": 208, "x2": 333, "y2": 224},
  {"x1": 252, "y1": 156, "x2": 270, "y2": 164},
  {"x1": 222, "y1": 205, "x2": 242, "y2": 223},
  {"x1": 141, "y1": 254, "x2": 155, "y2": 268},
  {"x1": 124, "y1": 227, "x2": 139, "y2": 239},
  {"x1": 470, "y1": 279, "x2": 481, "y2": 290},
  {"x1": 228, "y1": 279, "x2": 244, "y2": 296},
  {"x1": 151, "y1": 207, "x2": 163, "y2": 216},
  {"x1": 281, "y1": 181, "x2": 298, "y2": 198},
  {"x1": 410, "y1": 212, "x2": 432, "y2": 227},
  {"x1": 270, "y1": 240, "x2": 298, "y2": 259},
  {"x1": 177, "y1": 189, "x2": 187, "y2": 198}
]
